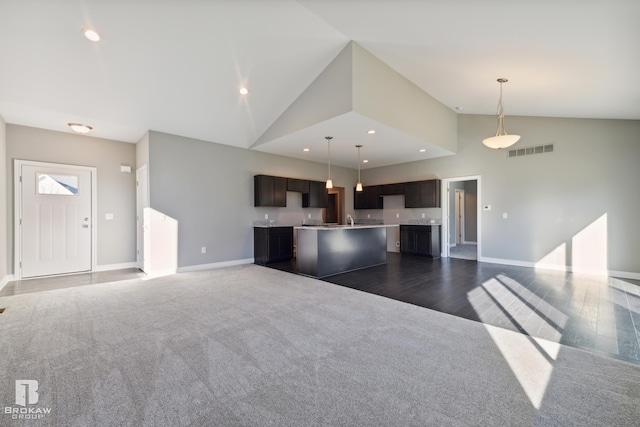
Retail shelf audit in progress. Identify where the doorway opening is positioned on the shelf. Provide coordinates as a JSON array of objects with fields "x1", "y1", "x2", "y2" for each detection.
[
  {"x1": 326, "y1": 187, "x2": 344, "y2": 224},
  {"x1": 441, "y1": 176, "x2": 481, "y2": 260}
]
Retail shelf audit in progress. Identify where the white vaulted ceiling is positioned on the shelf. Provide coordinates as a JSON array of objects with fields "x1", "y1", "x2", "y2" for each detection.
[{"x1": 1, "y1": 0, "x2": 638, "y2": 169}]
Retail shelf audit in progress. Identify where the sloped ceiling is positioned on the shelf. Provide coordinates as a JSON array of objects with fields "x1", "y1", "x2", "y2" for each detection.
[{"x1": 0, "y1": 0, "x2": 638, "y2": 169}]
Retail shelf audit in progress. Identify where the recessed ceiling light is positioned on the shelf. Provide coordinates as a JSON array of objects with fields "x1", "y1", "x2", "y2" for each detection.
[
  {"x1": 455, "y1": 106, "x2": 463, "y2": 111},
  {"x1": 68, "y1": 123, "x2": 93, "y2": 134},
  {"x1": 363, "y1": 159, "x2": 369, "y2": 163},
  {"x1": 303, "y1": 148, "x2": 310, "y2": 152},
  {"x1": 367, "y1": 129, "x2": 375, "y2": 134},
  {"x1": 419, "y1": 149, "x2": 426, "y2": 152},
  {"x1": 239, "y1": 87, "x2": 249, "y2": 95},
  {"x1": 82, "y1": 28, "x2": 101, "y2": 42}
]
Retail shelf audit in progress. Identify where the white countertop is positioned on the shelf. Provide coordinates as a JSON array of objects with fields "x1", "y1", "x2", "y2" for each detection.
[{"x1": 294, "y1": 224, "x2": 398, "y2": 230}]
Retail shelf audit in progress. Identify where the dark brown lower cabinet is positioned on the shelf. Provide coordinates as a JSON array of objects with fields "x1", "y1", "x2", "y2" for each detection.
[
  {"x1": 400, "y1": 225, "x2": 441, "y2": 258},
  {"x1": 254, "y1": 226, "x2": 293, "y2": 264}
]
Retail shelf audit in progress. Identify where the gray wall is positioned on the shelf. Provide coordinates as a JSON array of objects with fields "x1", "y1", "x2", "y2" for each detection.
[
  {"x1": 148, "y1": 131, "x2": 357, "y2": 268},
  {"x1": 363, "y1": 115, "x2": 640, "y2": 274},
  {"x1": 0, "y1": 114, "x2": 6, "y2": 280},
  {"x1": 6, "y1": 125, "x2": 137, "y2": 271}
]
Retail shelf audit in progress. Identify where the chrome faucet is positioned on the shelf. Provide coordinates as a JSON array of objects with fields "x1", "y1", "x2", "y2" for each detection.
[{"x1": 347, "y1": 214, "x2": 354, "y2": 226}]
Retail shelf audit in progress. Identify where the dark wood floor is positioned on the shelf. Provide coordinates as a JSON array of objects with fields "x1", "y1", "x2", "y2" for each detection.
[{"x1": 269, "y1": 253, "x2": 640, "y2": 365}]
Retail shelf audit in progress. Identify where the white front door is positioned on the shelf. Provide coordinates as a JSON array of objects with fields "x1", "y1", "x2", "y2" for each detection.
[{"x1": 17, "y1": 161, "x2": 95, "y2": 279}]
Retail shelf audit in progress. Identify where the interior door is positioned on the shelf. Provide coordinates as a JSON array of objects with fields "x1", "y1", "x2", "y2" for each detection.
[{"x1": 19, "y1": 162, "x2": 93, "y2": 278}]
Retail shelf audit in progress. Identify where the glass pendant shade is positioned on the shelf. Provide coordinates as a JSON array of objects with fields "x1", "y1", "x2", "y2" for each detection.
[
  {"x1": 483, "y1": 78, "x2": 520, "y2": 149},
  {"x1": 326, "y1": 179, "x2": 333, "y2": 189},
  {"x1": 482, "y1": 133, "x2": 520, "y2": 149},
  {"x1": 356, "y1": 182, "x2": 363, "y2": 192}
]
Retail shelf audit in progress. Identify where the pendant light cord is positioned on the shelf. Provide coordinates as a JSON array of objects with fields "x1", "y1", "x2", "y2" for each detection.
[
  {"x1": 357, "y1": 145, "x2": 361, "y2": 182},
  {"x1": 495, "y1": 78, "x2": 508, "y2": 137},
  {"x1": 327, "y1": 137, "x2": 331, "y2": 180}
]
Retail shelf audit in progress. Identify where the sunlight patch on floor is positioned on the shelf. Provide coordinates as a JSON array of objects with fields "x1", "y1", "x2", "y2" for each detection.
[
  {"x1": 469, "y1": 276, "x2": 566, "y2": 409},
  {"x1": 482, "y1": 322, "x2": 561, "y2": 409}
]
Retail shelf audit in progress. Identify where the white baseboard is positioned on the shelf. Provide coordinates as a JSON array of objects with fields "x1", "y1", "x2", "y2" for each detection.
[
  {"x1": 95, "y1": 262, "x2": 138, "y2": 272},
  {"x1": 177, "y1": 258, "x2": 254, "y2": 273},
  {"x1": 142, "y1": 269, "x2": 177, "y2": 280},
  {"x1": 478, "y1": 256, "x2": 640, "y2": 280},
  {"x1": 0, "y1": 274, "x2": 16, "y2": 293}
]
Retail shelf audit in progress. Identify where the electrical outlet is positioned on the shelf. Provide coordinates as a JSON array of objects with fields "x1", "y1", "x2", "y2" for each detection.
[
  {"x1": 421, "y1": 213, "x2": 425, "y2": 218},
  {"x1": 396, "y1": 213, "x2": 400, "y2": 218},
  {"x1": 308, "y1": 214, "x2": 311, "y2": 219},
  {"x1": 264, "y1": 214, "x2": 268, "y2": 219},
  {"x1": 502, "y1": 212, "x2": 508, "y2": 219},
  {"x1": 201, "y1": 246, "x2": 206, "y2": 254},
  {"x1": 367, "y1": 214, "x2": 370, "y2": 219}
]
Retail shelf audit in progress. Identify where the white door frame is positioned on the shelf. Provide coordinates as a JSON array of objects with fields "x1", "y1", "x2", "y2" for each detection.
[
  {"x1": 441, "y1": 175, "x2": 481, "y2": 258},
  {"x1": 136, "y1": 164, "x2": 149, "y2": 271},
  {"x1": 14, "y1": 160, "x2": 97, "y2": 280}
]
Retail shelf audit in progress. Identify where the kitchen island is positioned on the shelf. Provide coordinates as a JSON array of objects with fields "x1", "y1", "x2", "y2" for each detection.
[{"x1": 295, "y1": 224, "x2": 397, "y2": 278}]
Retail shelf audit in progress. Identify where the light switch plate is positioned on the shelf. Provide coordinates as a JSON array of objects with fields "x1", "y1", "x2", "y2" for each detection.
[{"x1": 105, "y1": 213, "x2": 114, "y2": 220}]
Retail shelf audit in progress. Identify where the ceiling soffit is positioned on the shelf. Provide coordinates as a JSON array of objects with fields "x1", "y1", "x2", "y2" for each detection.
[{"x1": 251, "y1": 41, "x2": 457, "y2": 167}]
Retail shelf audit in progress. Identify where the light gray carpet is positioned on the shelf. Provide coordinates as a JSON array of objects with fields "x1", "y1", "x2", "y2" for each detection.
[{"x1": 0, "y1": 264, "x2": 638, "y2": 426}]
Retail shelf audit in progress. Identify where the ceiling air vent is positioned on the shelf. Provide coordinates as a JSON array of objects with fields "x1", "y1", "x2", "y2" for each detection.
[{"x1": 508, "y1": 143, "x2": 554, "y2": 158}]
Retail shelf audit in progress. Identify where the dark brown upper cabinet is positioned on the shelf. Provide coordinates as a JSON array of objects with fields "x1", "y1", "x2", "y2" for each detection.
[
  {"x1": 254, "y1": 175, "x2": 287, "y2": 207},
  {"x1": 302, "y1": 180, "x2": 328, "y2": 208},
  {"x1": 378, "y1": 183, "x2": 405, "y2": 196},
  {"x1": 286, "y1": 178, "x2": 310, "y2": 193},
  {"x1": 354, "y1": 185, "x2": 383, "y2": 209},
  {"x1": 404, "y1": 179, "x2": 441, "y2": 208}
]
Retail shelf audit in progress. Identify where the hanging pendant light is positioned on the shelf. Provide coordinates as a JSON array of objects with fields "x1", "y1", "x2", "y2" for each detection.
[
  {"x1": 355, "y1": 144, "x2": 363, "y2": 192},
  {"x1": 325, "y1": 136, "x2": 333, "y2": 189},
  {"x1": 482, "y1": 78, "x2": 520, "y2": 149}
]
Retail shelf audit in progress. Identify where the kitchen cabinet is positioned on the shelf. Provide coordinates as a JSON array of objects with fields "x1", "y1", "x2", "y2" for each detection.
[
  {"x1": 287, "y1": 178, "x2": 309, "y2": 193},
  {"x1": 302, "y1": 180, "x2": 328, "y2": 208},
  {"x1": 400, "y1": 225, "x2": 440, "y2": 258},
  {"x1": 254, "y1": 226, "x2": 293, "y2": 264},
  {"x1": 378, "y1": 183, "x2": 405, "y2": 196},
  {"x1": 354, "y1": 185, "x2": 383, "y2": 209},
  {"x1": 254, "y1": 175, "x2": 287, "y2": 207},
  {"x1": 404, "y1": 179, "x2": 441, "y2": 208}
]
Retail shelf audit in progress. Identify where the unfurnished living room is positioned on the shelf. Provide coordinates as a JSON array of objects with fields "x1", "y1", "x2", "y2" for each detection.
[{"x1": 1, "y1": 1, "x2": 639, "y2": 426}]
